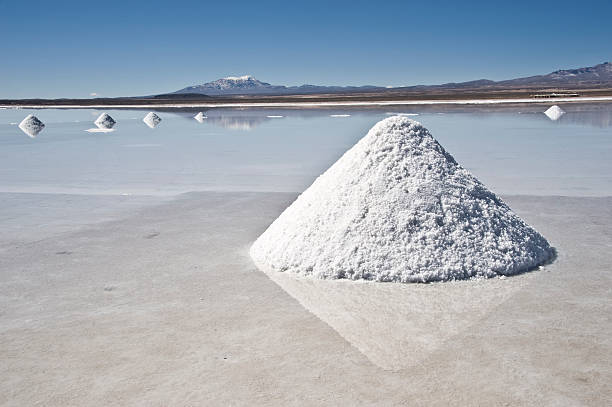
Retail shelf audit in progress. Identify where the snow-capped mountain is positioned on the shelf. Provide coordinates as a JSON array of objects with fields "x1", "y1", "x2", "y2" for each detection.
[
  {"x1": 176, "y1": 75, "x2": 286, "y2": 95},
  {"x1": 173, "y1": 75, "x2": 383, "y2": 96}
]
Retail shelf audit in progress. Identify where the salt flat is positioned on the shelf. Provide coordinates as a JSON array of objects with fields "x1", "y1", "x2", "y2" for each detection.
[{"x1": 1, "y1": 191, "x2": 610, "y2": 406}]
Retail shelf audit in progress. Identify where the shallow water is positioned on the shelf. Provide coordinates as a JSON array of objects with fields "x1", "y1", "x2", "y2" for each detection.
[{"x1": 1, "y1": 103, "x2": 611, "y2": 196}]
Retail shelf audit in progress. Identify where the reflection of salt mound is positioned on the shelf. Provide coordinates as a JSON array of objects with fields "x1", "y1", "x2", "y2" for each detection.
[
  {"x1": 18, "y1": 114, "x2": 45, "y2": 138},
  {"x1": 251, "y1": 116, "x2": 554, "y2": 283},
  {"x1": 194, "y1": 112, "x2": 207, "y2": 123},
  {"x1": 143, "y1": 112, "x2": 162, "y2": 128},
  {"x1": 85, "y1": 128, "x2": 114, "y2": 133},
  {"x1": 94, "y1": 113, "x2": 116, "y2": 129},
  {"x1": 544, "y1": 105, "x2": 565, "y2": 121}
]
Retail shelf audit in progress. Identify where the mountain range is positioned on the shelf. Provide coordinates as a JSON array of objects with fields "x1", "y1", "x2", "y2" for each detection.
[
  {"x1": 173, "y1": 75, "x2": 382, "y2": 96},
  {"x1": 172, "y1": 62, "x2": 612, "y2": 96}
]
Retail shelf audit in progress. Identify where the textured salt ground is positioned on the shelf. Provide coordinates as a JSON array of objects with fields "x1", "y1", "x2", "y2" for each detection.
[{"x1": 1, "y1": 192, "x2": 611, "y2": 406}]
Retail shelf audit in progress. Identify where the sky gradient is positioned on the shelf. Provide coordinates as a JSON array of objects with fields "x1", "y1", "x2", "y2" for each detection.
[{"x1": 1, "y1": 0, "x2": 611, "y2": 98}]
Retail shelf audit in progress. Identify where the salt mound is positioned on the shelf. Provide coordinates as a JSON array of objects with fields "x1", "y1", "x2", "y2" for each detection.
[
  {"x1": 544, "y1": 105, "x2": 565, "y2": 121},
  {"x1": 18, "y1": 114, "x2": 45, "y2": 138},
  {"x1": 250, "y1": 116, "x2": 554, "y2": 283},
  {"x1": 194, "y1": 112, "x2": 207, "y2": 123},
  {"x1": 143, "y1": 112, "x2": 162, "y2": 128},
  {"x1": 94, "y1": 113, "x2": 116, "y2": 129}
]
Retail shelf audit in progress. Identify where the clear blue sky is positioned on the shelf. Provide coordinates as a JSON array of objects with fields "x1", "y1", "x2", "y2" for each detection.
[{"x1": 1, "y1": 0, "x2": 610, "y2": 98}]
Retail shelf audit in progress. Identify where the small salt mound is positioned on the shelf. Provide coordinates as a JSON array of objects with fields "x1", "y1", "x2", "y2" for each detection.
[
  {"x1": 544, "y1": 105, "x2": 565, "y2": 121},
  {"x1": 18, "y1": 114, "x2": 45, "y2": 138},
  {"x1": 251, "y1": 116, "x2": 554, "y2": 283},
  {"x1": 143, "y1": 112, "x2": 162, "y2": 128},
  {"x1": 94, "y1": 113, "x2": 116, "y2": 129},
  {"x1": 194, "y1": 112, "x2": 207, "y2": 123}
]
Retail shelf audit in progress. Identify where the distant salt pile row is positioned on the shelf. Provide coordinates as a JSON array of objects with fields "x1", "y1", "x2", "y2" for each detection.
[
  {"x1": 250, "y1": 116, "x2": 555, "y2": 283},
  {"x1": 544, "y1": 105, "x2": 565, "y2": 121},
  {"x1": 15, "y1": 111, "x2": 217, "y2": 137}
]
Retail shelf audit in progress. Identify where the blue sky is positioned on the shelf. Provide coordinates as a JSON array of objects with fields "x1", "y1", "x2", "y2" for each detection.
[{"x1": 0, "y1": 0, "x2": 610, "y2": 98}]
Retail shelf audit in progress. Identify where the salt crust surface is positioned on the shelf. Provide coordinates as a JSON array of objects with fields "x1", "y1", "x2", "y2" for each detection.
[
  {"x1": 251, "y1": 116, "x2": 555, "y2": 283},
  {"x1": 94, "y1": 113, "x2": 116, "y2": 129},
  {"x1": 143, "y1": 112, "x2": 162, "y2": 128},
  {"x1": 544, "y1": 105, "x2": 565, "y2": 121},
  {"x1": 18, "y1": 114, "x2": 45, "y2": 137}
]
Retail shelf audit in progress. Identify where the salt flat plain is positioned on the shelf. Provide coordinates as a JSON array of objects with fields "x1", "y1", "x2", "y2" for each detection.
[
  {"x1": 1, "y1": 192, "x2": 610, "y2": 406},
  {"x1": 1, "y1": 105, "x2": 611, "y2": 405}
]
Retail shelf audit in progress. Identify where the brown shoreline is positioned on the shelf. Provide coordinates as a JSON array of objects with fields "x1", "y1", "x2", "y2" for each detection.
[{"x1": 2, "y1": 87, "x2": 612, "y2": 107}]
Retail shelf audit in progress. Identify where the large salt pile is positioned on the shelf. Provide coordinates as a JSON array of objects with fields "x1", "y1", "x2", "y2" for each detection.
[
  {"x1": 18, "y1": 114, "x2": 45, "y2": 138},
  {"x1": 251, "y1": 116, "x2": 554, "y2": 283},
  {"x1": 94, "y1": 113, "x2": 116, "y2": 129},
  {"x1": 143, "y1": 112, "x2": 162, "y2": 128},
  {"x1": 544, "y1": 105, "x2": 565, "y2": 121}
]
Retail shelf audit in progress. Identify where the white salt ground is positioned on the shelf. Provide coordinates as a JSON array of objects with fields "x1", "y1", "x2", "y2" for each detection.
[{"x1": 251, "y1": 116, "x2": 555, "y2": 283}]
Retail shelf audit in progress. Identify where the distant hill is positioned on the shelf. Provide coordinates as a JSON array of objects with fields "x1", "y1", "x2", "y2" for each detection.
[
  {"x1": 172, "y1": 75, "x2": 384, "y2": 96},
  {"x1": 496, "y1": 62, "x2": 612, "y2": 87},
  {"x1": 169, "y1": 62, "x2": 612, "y2": 97}
]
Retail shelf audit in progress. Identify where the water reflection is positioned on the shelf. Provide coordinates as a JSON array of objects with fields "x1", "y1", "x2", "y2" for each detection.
[
  {"x1": 552, "y1": 105, "x2": 612, "y2": 128},
  {"x1": 203, "y1": 113, "x2": 268, "y2": 130},
  {"x1": 164, "y1": 103, "x2": 612, "y2": 130},
  {"x1": 1, "y1": 103, "x2": 611, "y2": 197}
]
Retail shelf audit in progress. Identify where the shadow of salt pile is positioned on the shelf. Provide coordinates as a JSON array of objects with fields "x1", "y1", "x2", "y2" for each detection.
[{"x1": 260, "y1": 265, "x2": 525, "y2": 371}]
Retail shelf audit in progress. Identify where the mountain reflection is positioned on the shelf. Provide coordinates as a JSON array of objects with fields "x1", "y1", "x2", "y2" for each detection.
[
  {"x1": 162, "y1": 103, "x2": 612, "y2": 130},
  {"x1": 557, "y1": 107, "x2": 612, "y2": 128}
]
